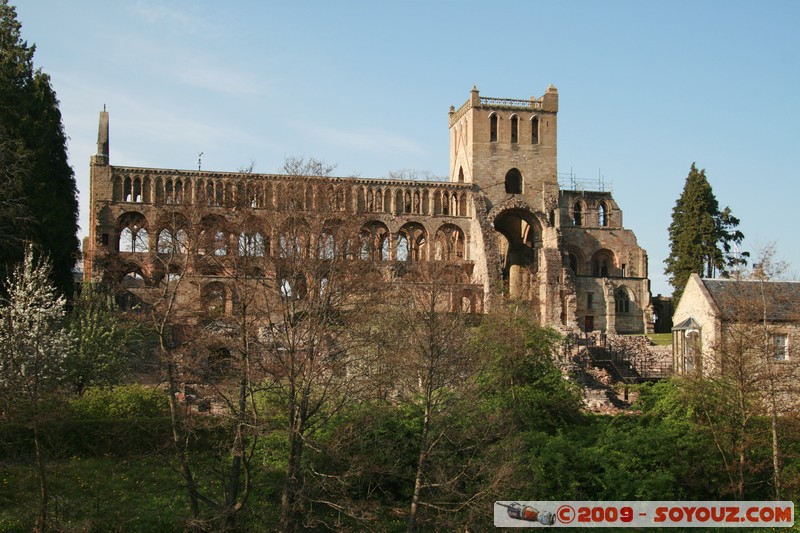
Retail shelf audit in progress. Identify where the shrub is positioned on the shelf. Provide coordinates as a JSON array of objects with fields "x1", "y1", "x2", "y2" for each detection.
[{"x1": 69, "y1": 384, "x2": 169, "y2": 419}]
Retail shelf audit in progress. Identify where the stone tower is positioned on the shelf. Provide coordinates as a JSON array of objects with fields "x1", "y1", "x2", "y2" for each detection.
[
  {"x1": 448, "y1": 85, "x2": 559, "y2": 211},
  {"x1": 449, "y1": 86, "x2": 563, "y2": 318}
]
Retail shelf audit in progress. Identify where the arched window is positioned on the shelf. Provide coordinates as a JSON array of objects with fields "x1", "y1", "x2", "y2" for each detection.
[
  {"x1": 568, "y1": 253, "x2": 578, "y2": 274},
  {"x1": 505, "y1": 168, "x2": 523, "y2": 194},
  {"x1": 318, "y1": 233, "x2": 336, "y2": 259},
  {"x1": 206, "y1": 182, "x2": 214, "y2": 206},
  {"x1": 214, "y1": 231, "x2": 228, "y2": 256},
  {"x1": 489, "y1": 113, "x2": 498, "y2": 142},
  {"x1": 119, "y1": 227, "x2": 134, "y2": 252},
  {"x1": 239, "y1": 232, "x2": 265, "y2": 257},
  {"x1": 157, "y1": 229, "x2": 174, "y2": 254},
  {"x1": 133, "y1": 178, "x2": 142, "y2": 203},
  {"x1": 573, "y1": 201, "x2": 583, "y2": 226},
  {"x1": 119, "y1": 226, "x2": 148, "y2": 253},
  {"x1": 598, "y1": 201, "x2": 608, "y2": 227},
  {"x1": 615, "y1": 289, "x2": 630, "y2": 313},
  {"x1": 123, "y1": 177, "x2": 132, "y2": 202},
  {"x1": 510, "y1": 115, "x2": 518, "y2": 144},
  {"x1": 531, "y1": 116, "x2": 540, "y2": 145},
  {"x1": 396, "y1": 235, "x2": 410, "y2": 261}
]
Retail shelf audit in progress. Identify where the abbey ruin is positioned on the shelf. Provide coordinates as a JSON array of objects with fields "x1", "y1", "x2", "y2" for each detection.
[{"x1": 83, "y1": 86, "x2": 654, "y2": 334}]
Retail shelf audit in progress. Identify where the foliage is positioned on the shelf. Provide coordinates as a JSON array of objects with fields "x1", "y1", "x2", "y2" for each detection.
[
  {"x1": 0, "y1": 0, "x2": 79, "y2": 296},
  {"x1": 0, "y1": 247, "x2": 72, "y2": 416},
  {"x1": 68, "y1": 384, "x2": 169, "y2": 419},
  {"x1": 665, "y1": 163, "x2": 747, "y2": 300},
  {"x1": 0, "y1": 246, "x2": 73, "y2": 531},
  {"x1": 471, "y1": 302, "x2": 583, "y2": 433},
  {"x1": 65, "y1": 284, "x2": 146, "y2": 395}
]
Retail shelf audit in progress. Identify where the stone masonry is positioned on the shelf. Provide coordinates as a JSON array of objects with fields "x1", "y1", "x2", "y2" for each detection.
[{"x1": 83, "y1": 86, "x2": 654, "y2": 333}]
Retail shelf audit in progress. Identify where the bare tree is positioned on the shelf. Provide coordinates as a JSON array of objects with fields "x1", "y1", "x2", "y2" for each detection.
[
  {"x1": 218, "y1": 158, "x2": 381, "y2": 532},
  {"x1": 376, "y1": 263, "x2": 479, "y2": 533},
  {"x1": 689, "y1": 244, "x2": 799, "y2": 500}
]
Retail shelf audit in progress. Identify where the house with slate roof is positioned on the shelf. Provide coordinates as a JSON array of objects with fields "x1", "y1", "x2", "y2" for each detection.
[{"x1": 672, "y1": 273, "x2": 800, "y2": 377}]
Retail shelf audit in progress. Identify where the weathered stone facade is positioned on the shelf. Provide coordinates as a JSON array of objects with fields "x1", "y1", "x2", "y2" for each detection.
[{"x1": 83, "y1": 87, "x2": 654, "y2": 333}]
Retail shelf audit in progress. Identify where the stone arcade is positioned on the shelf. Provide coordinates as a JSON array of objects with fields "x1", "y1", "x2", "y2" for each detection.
[{"x1": 83, "y1": 86, "x2": 654, "y2": 334}]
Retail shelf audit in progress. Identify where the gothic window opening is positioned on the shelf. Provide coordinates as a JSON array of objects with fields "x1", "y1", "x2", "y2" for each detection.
[
  {"x1": 489, "y1": 113, "x2": 498, "y2": 142},
  {"x1": 318, "y1": 233, "x2": 336, "y2": 259},
  {"x1": 123, "y1": 177, "x2": 132, "y2": 202},
  {"x1": 119, "y1": 225, "x2": 148, "y2": 253},
  {"x1": 531, "y1": 116, "x2": 539, "y2": 145},
  {"x1": 239, "y1": 232, "x2": 266, "y2": 257},
  {"x1": 132, "y1": 178, "x2": 141, "y2": 203},
  {"x1": 215, "y1": 183, "x2": 223, "y2": 207},
  {"x1": 598, "y1": 201, "x2": 608, "y2": 227},
  {"x1": 206, "y1": 183, "x2": 214, "y2": 206},
  {"x1": 396, "y1": 235, "x2": 409, "y2": 261},
  {"x1": 615, "y1": 289, "x2": 630, "y2": 313},
  {"x1": 175, "y1": 180, "x2": 183, "y2": 204},
  {"x1": 510, "y1": 115, "x2": 518, "y2": 143},
  {"x1": 458, "y1": 167, "x2": 464, "y2": 183},
  {"x1": 774, "y1": 334, "x2": 788, "y2": 360},
  {"x1": 504, "y1": 168, "x2": 523, "y2": 194},
  {"x1": 573, "y1": 201, "x2": 583, "y2": 226},
  {"x1": 214, "y1": 231, "x2": 228, "y2": 256},
  {"x1": 165, "y1": 180, "x2": 174, "y2": 204}
]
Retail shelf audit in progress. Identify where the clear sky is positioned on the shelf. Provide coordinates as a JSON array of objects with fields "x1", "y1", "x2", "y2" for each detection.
[{"x1": 14, "y1": 0, "x2": 800, "y2": 295}]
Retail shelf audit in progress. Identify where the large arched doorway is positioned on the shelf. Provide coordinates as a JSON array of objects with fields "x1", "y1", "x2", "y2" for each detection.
[{"x1": 493, "y1": 208, "x2": 541, "y2": 298}]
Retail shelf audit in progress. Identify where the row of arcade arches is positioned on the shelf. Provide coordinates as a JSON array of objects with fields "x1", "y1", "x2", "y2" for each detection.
[
  {"x1": 114, "y1": 212, "x2": 468, "y2": 263},
  {"x1": 115, "y1": 175, "x2": 471, "y2": 218}
]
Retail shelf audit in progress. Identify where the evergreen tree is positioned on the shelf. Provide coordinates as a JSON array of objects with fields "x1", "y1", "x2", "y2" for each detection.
[
  {"x1": 665, "y1": 163, "x2": 747, "y2": 300},
  {"x1": 0, "y1": 0, "x2": 79, "y2": 295}
]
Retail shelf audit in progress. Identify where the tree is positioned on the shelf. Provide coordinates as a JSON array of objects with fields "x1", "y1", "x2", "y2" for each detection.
[
  {"x1": 0, "y1": 247, "x2": 73, "y2": 532},
  {"x1": 253, "y1": 157, "x2": 382, "y2": 532},
  {"x1": 0, "y1": 0, "x2": 79, "y2": 295},
  {"x1": 387, "y1": 265, "x2": 477, "y2": 533},
  {"x1": 665, "y1": 163, "x2": 747, "y2": 300},
  {"x1": 684, "y1": 245, "x2": 798, "y2": 500},
  {"x1": 64, "y1": 284, "x2": 143, "y2": 395}
]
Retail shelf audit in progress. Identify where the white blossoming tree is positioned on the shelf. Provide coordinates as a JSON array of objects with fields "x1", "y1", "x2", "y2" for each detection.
[{"x1": 0, "y1": 247, "x2": 73, "y2": 532}]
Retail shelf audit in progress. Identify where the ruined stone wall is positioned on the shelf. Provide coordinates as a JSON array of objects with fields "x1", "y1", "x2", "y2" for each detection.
[{"x1": 85, "y1": 87, "x2": 655, "y2": 334}]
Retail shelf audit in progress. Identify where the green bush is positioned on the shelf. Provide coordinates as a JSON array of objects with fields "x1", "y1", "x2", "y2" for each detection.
[{"x1": 69, "y1": 384, "x2": 169, "y2": 419}]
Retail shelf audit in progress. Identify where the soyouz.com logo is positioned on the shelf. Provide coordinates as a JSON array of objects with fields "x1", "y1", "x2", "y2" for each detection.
[{"x1": 494, "y1": 501, "x2": 794, "y2": 528}]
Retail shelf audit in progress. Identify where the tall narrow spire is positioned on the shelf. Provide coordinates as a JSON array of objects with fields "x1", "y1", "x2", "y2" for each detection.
[{"x1": 96, "y1": 108, "x2": 109, "y2": 163}]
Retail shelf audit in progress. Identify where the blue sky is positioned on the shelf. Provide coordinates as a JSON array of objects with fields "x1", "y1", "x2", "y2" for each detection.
[{"x1": 15, "y1": 0, "x2": 800, "y2": 295}]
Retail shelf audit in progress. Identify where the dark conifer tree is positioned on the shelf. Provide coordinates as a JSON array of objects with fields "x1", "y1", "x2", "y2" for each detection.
[
  {"x1": 0, "y1": 0, "x2": 79, "y2": 295},
  {"x1": 665, "y1": 163, "x2": 747, "y2": 300}
]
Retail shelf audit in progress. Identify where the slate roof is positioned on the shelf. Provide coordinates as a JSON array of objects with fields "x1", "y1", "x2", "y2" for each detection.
[{"x1": 701, "y1": 278, "x2": 800, "y2": 322}]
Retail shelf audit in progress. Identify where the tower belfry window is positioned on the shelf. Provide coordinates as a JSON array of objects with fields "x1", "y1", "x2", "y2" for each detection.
[
  {"x1": 531, "y1": 116, "x2": 539, "y2": 145},
  {"x1": 489, "y1": 114, "x2": 497, "y2": 142},
  {"x1": 510, "y1": 115, "x2": 518, "y2": 143}
]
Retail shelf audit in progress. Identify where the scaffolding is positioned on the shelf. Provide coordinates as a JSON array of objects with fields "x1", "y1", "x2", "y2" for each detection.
[{"x1": 558, "y1": 168, "x2": 612, "y2": 193}]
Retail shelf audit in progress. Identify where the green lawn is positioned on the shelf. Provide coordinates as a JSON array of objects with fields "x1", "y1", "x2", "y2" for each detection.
[
  {"x1": 647, "y1": 333, "x2": 672, "y2": 345},
  {"x1": 0, "y1": 455, "x2": 283, "y2": 532}
]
